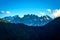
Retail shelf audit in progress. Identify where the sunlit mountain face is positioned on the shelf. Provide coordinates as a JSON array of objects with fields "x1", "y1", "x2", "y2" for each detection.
[{"x1": 0, "y1": 0, "x2": 60, "y2": 26}]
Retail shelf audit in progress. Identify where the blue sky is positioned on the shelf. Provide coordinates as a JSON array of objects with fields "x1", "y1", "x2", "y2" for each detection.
[{"x1": 0, "y1": 0, "x2": 60, "y2": 18}]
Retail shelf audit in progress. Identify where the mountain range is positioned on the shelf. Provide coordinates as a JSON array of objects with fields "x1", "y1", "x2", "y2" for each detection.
[
  {"x1": 0, "y1": 17, "x2": 60, "y2": 40},
  {"x1": 3, "y1": 14, "x2": 52, "y2": 26}
]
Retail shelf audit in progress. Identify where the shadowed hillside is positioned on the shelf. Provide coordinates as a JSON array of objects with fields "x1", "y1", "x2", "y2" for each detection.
[
  {"x1": 39, "y1": 17, "x2": 60, "y2": 40},
  {"x1": 0, "y1": 22, "x2": 41, "y2": 40},
  {"x1": 0, "y1": 19, "x2": 9, "y2": 23},
  {"x1": 0, "y1": 17, "x2": 60, "y2": 40}
]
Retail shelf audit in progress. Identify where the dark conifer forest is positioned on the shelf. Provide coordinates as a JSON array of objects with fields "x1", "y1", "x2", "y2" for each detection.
[{"x1": 0, "y1": 17, "x2": 60, "y2": 40}]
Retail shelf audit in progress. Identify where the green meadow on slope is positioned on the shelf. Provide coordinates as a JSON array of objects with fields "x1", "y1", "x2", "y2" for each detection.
[{"x1": 0, "y1": 19, "x2": 9, "y2": 23}]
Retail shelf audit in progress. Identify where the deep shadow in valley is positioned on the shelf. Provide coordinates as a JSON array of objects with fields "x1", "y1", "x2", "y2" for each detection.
[{"x1": 0, "y1": 17, "x2": 60, "y2": 40}]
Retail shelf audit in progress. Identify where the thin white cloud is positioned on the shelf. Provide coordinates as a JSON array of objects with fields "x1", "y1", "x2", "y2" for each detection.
[
  {"x1": 46, "y1": 9, "x2": 51, "y2": 13},
  {"x1": 6, "y1": 11, "x2": 10, "y2": 14},
  {"x1": 0, "y1": 11, "x2": 5, "y2": 14},
  {"x1": 52, "y1": 9, "x2": 60, "y2": 18},
  {"x1": 40, "y1": 12, "x2": 46, "y2": 16}
]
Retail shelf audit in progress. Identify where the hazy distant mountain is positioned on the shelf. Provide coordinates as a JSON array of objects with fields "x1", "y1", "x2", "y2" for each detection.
[{"x1": 3, "y1": 14, "x2": 52, "y2": 26}]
